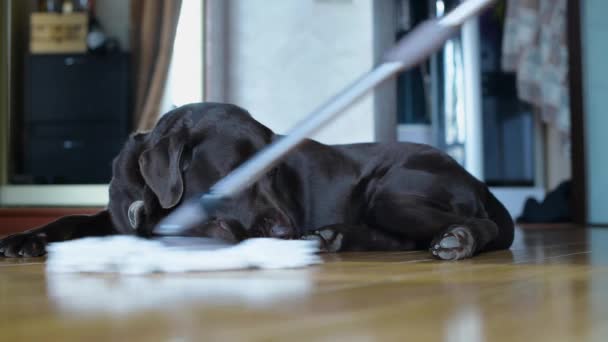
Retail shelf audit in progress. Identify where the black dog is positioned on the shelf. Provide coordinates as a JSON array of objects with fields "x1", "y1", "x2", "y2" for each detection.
[{"x1": 0, "y1": 103, "x2": 514, "y2": 259}]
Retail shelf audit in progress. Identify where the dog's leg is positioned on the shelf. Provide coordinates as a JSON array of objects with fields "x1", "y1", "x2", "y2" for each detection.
[
  {"x1": 428, "y1": 218, "x2": 499, "y2": 260},
  {"x1": 0, "y1": 210, "x2": 116, "y2": 257},
  {"x1": 302, "y1": 224, "x2": 417, "y2": 252},
  {"x1": 366, "y1": 190, "x2": 500, "y2": 260}
]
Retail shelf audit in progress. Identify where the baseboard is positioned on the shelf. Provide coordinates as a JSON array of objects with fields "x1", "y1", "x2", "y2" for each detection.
[{"x1": 0, "y1": 185, "x2": 109, "y2": 206}]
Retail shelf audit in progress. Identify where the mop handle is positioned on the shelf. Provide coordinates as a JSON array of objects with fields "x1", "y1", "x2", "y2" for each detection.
[{"x1": 155, "y1": 0, "x2": 496, "y2": 235}]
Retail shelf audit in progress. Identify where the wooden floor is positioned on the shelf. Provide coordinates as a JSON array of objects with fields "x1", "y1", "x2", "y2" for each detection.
[{"x1": 2, "y1": 227, "x2": 608, "y2": 341}]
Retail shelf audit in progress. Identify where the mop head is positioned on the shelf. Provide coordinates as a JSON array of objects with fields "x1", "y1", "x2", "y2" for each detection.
[{"x1": 46, "y1": 236, "x2": 321, "y2": 274}]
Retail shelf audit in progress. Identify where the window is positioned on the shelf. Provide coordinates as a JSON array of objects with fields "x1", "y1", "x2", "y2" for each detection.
[{"x1": 161, "y1": 0, "x2": 203, "y2": 114}]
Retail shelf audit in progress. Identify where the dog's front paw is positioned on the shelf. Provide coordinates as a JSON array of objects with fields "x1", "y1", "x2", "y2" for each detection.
[
  {"x1": 0, "y1": 231, "x2": 48, "y2": 258},
  {"x1": 430, "y1": 226, "x2": 476, "y2": 261},
  {"x1": 302, "y1": 228, "x2": 343, "y2": 252}
]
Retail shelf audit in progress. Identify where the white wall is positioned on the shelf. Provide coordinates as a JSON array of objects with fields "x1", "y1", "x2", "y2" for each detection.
[
  {"x1": 224, "y1": 0, "x2": 394, "y2": 144},
  {"x1": 95, "y1": 0, "x2": 130, "y2": 50},
  {"x1": 582, "y1": 0, "x2": 608, "y2": 224},
  {"x1": 545, "y1": 124, "x2": 571, "y2": 190}
]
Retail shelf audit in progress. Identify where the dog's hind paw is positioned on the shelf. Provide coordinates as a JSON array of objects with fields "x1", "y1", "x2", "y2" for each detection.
[
  {"x1": 430, "y1": 226, "x2": 476, "y2": 261},
  {"x1": 302, "y1": 228, "x2": 343, "y2": 252}
]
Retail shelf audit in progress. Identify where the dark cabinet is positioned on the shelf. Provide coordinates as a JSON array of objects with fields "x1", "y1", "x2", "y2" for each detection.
[{"x1": 23, "y1": 53, "x2": 130, "y2": 184}]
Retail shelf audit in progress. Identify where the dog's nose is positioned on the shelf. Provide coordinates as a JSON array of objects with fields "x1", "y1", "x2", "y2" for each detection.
[{"x1": 269, "y1": 225, "x2": 294, "y2": 239}]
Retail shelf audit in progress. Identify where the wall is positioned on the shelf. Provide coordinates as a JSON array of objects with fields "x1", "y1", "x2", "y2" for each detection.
[
  {"x1": 95, "y1": 0, "x2": 130, "y2": 50},
  {"x1": 224, "y1": 0, "x2": 394, "y2": 144},
  {"x1": 545, "y1": 124, "x2": 571, "y2": 190},
  {"x1": 582, "y1": 0, "x2": 608, "y2": 224}
]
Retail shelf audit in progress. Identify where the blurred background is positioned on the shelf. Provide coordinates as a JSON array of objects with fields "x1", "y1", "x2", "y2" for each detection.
[{"x1": 0, "y1": 0, "x2": 603, "y2": 226}]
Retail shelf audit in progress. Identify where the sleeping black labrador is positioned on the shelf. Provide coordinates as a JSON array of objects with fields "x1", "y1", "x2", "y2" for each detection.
[{"x1": 0, "y1": 103, "x2": 514, "y2": 260}]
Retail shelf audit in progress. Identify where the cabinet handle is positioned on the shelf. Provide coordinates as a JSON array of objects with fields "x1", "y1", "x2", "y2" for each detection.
[
  {"x1": 63, "y1": 140, "x2": 84, "y2": 149},
  {"x1": 64, "y1": 57, "x2": 85, "y2": 66}
]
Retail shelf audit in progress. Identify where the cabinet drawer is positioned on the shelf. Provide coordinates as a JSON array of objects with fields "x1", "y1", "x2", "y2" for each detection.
[
  {"x1": 26, "y1": 54, "x2": 129, "y2": 123},
  {"x1": 25, "y1": 123, "x2": 126, "y2": 184}
]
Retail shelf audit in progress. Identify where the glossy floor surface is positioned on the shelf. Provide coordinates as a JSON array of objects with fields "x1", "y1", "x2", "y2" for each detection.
[{"x1": 2, "y1": 227, "x2": 608, "y2": 341}]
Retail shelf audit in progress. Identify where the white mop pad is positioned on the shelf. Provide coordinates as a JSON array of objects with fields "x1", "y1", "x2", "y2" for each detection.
[{"x1": 46, "y1": 236, "x2": 321, "y2": 274}]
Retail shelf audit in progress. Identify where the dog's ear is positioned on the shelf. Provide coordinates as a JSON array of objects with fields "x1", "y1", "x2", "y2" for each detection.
[{"x1": 138, "y1": 135, "x2": 188, "y2": 209}]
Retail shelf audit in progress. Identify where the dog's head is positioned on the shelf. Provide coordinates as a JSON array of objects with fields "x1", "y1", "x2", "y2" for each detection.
[{"x1": 108, "y1": 103, "x2": 288, "y2": 239}]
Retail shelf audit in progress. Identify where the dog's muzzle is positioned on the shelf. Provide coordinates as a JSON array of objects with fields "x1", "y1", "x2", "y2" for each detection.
[{"x1": 128, "y1": 200, "x2": 145, "y2": 229}]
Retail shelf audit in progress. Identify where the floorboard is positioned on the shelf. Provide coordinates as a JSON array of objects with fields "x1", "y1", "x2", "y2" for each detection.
[{"x1": 1, "y1": 227, "x2": 607, "y2": 341}]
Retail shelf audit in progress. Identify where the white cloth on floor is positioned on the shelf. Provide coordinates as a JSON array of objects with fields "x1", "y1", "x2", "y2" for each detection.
[{"x1": 46, "y1": 236, "x2": 321, "y2": 274}]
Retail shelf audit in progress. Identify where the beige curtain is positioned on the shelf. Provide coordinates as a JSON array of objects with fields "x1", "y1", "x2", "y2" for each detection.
[{"x1": 131, "y1": 0, "x2": 182, "y2": 132}]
